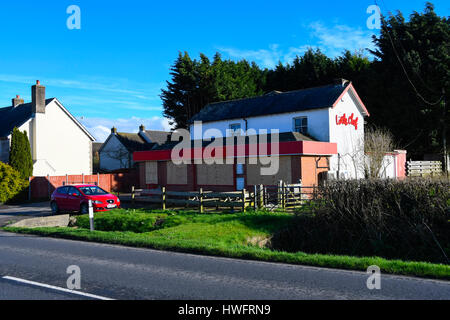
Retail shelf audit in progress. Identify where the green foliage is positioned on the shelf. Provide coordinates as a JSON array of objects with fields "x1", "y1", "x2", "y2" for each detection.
[
  {"x1": 0, "y1": 162, "x2": 29, "y2": 204},
  {"x1": 9, "y1": 127, "x2": 33, "y2": 179},
  {"x1": 271, "y1": 179, "x2": 450, "y2": 264}
]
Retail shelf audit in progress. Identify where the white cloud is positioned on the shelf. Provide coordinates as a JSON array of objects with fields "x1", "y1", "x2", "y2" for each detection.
[
  {"x1": 308, "y1": 22, "x2": 375, "y2": 57},
  {"x1": 79, "y1": 116, "x2": 173, "y2": 142},
  {"x1": 218, "y1": 22, "x2": 375, "y2": 67}
]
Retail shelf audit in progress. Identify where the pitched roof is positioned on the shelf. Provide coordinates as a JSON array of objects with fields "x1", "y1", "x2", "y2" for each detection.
[
  {"x1": 0, "y1": 99, "x2": 54, "y2": 137},
  {"x1": 114, "y1": 133, "x2": 149, "y2": 152},
  {"x1": 189, "y1": 82, "x2": 356, "y2": 124},
  {"x1": 142, "y1": 130, "x2": 171, "y2": 145}
]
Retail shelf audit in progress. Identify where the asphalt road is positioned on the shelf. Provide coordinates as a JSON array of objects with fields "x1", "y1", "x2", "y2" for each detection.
[
  {"x1": 0, "y1": 231, "x2": 449, "y2": 300},
  {"x1": 0, "y1": 202, "x2": 52, "y2": 227}
]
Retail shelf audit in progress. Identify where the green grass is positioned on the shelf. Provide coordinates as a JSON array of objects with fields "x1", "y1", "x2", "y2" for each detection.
[{"x1": 2, "y1": 208, "x2": 450, "y2": 280}]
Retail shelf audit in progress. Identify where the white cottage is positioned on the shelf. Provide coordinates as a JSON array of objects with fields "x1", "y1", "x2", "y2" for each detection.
[
  {"x1": 0, "y1": 81, "x2": 95, "y2": 176},
  {"x1": 189, "y1": 79, "x2": 370, "y2": 179}
]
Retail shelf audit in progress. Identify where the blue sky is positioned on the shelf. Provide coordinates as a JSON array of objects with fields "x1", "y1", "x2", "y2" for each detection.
[{"x1": 0, "y1": 0, "x2": 448, "y2": 141}]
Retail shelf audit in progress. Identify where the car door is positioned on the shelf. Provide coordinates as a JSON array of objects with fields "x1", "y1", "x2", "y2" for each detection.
[
  {"x1": 66, "y1": 187, "x2": 82, "y2": 211},
  {"x1": 54, "y1": 187, "x2": 69, "y2": 210}
]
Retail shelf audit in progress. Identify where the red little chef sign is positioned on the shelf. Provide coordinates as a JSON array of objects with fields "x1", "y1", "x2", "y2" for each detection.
[{"x1": 336, "y1": 113, "x2": 358, "y2": 130}]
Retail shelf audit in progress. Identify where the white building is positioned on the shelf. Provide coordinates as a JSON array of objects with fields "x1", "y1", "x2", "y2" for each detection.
[
  {"x1": 99, "y1": 125, "x2": 170, "y2": 172},
  {"x1": 190, "y1": 79, "x2": 371, "y2": 179},
  {"x1": 0, "y1": 81, "x2": 95, "y2": 176}
]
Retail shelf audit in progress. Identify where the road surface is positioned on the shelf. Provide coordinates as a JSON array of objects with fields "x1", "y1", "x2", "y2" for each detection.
[
  {"x1": 0, "y1": 231, "x2": 449, "y2": 300},
  {"x1": 0, "y1": 202, "x2": 52, "y2": 227}
]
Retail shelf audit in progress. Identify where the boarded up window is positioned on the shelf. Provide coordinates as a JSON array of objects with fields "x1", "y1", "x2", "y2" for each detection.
[
  {"x1": 247, "y1": 156, "x2": 292, "y2": 185},
  {"x1": 167, "y1": 162, "x2": 187, "y2": 185},
  {"x1": 145, "y1": 161, "x2": 158, "y2": 185},
  {"x1": 196, "y1": 163, "x2": 234, "y2": 186}
]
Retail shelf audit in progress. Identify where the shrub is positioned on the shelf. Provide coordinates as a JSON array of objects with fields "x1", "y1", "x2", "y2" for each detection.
[
  {"x1": 75, "y1": 210, "x2": 169, "y2": 233},
  {"x1": 9, "y1": 127, "x2": 33, "y2": 179},
  {"x1": 271, "y1": 179, "x2": 450, "y2": 264},
  {"x1": 0, "y1": 162, "x2": 29, "y2": 204}
]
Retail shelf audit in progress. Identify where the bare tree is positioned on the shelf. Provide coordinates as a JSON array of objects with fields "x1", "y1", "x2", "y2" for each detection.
[
  {"x1": 103, "y1": 148, "x2": 131, "y2": 169},
  {"x1": 365, "y1": 127, "x2": 395, "y2": 178}
]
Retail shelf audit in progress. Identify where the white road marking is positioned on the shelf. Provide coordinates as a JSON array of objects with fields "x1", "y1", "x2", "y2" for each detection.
[{"x1": 2, "y1": 276, "x2": 114, "y2": 300}]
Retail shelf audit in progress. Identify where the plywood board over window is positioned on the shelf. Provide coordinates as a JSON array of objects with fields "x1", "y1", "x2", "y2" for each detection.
[
  {"x1": 167, "y1": 162, "x2": 188, "y2": 185},
  {"x1": 247, "y1": 156, "x2": 292, "y2": 185},
  {"x1": 197, "y1": 163, "x2": 234, "y2": 186},
  {"x1": 145, "y1": 161, "x2": 158, "y2": 185}
]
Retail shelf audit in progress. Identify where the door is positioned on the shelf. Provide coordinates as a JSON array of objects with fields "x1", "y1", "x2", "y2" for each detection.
[{"x1": 54, "y1": 186, "x2": 69, "y2": 210}]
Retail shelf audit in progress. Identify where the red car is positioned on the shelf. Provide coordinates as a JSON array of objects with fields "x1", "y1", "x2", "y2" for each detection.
[{"x1": 50, "y1": 185, "x2": 121, "y2": 214}]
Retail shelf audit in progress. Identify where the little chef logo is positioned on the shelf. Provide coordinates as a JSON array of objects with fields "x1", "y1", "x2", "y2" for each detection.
[{"x1": 336, "y1": 113, "x2": 359, "y2": 130}]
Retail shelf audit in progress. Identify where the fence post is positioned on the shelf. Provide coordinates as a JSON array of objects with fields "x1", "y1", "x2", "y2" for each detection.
[
  {"x1": 65, "y1": 174, "x2": 68, "y2": 186},
  {"x1": 282, "y1": 182, "x2": 286, "y2": 210},
  {"x1": 162, "y1": 186, "x2": 166, "y2": 210},
  {"x1": 259, "y1": 185, "x2": 264, "y2": 209},
  {"x1": 253, "y1": 185, "x2": 257, "y2": 210},
  {"x1": 131, "y1": 186, "x2": 135, "y2": 208},
  {"x1": 47, "y1": 174, "x2": 51, "y2": 200},
  {"x1": 97, "y1": 173, "x2": 100, "y2": 186},
  {"x1": 199, "y1": 188, "x2": 204, "y2": 213},
  {"x1": 82, "y1": 173, "x2": 84, "y2": 184},
  {"x1": 242, "y1": 189, "x2": 246, "y2": 212},
  {"x1": 277, "y1": 180, "x2": 282, "y2": 206}
]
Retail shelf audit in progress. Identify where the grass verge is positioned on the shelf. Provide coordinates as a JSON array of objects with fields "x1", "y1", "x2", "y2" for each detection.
[{"x1": 2, "y1": 222, "x2": 450, "y2": 280}]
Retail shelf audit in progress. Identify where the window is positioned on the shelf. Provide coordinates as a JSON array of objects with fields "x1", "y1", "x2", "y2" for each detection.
[
  {"x1": 68, "y1": 187, "x2": 81, "y2": 196},
  {"x1": 57, "y1": 187, "x2": 69, "y2": 195},
  {"x1": 79, "y1": 186, "x2": 108, "y2": 195},
  {"x1": 294, "y1": 117, "x2": 308, "y2": 134},
  {"x1": 236, "y1": 163, "x2": 244, "y2": 175},
  {"x1": 229, "y1": 123, "x2": 242, "y2": 135}
]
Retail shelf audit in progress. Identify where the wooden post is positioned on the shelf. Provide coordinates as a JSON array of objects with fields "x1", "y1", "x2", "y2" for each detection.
[
  {"x1": 199, "y1": 188, "x2": 204, "y2": 214},
  {"x1": 242, "y1": 189, "x2": 246, "y2": 212},
  {"x1": 259, "y1": 185, "x2": 264, "y2": 209},
  {"x1": 277, "y1": 180, "x2": 282, "y2": 206},
  {"x1": 131, "y1": 186, "x2": 135, "y2": 208},
  {"x1": 162, "y1": 186, "x2": 166, "y2": 210},
  {"x1": 253, "y1": 185, "x2": 257, "y2": 210},
  {"x1": 282, "y1": 182, "x2": 286, "y2": 210}
]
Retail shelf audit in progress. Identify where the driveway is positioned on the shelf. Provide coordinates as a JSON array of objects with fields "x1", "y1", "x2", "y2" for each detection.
[{"x1": 0, "y1": 202, "x2": 52, "y2": 227}]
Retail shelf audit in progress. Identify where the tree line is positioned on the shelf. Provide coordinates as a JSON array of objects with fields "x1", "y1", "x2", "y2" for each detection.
[{"x1": 161, "y1": 3, "x2": 449, "y2": 158}]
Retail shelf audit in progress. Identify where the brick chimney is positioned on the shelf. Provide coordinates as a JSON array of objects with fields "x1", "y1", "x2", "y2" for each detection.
[
  {"x1": 139, "y1": 124, "x2": 146, "y2": 132},
  {"x1": 111, "y1": 127, "x2": 117, "y2": 134},
  {"x1": 32, "y1": 80, "x2": 46, "y2": 114},
  {"x1": 12, "y1": 95, "x2": 24, "y2": 107}
]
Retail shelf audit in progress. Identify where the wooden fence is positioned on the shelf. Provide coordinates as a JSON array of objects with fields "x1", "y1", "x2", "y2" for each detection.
[
  {"x1": 125, "y1": 187, "x2": 253, "y2": 213},
  {"x1": 407, "y1": 161, "x2": 442, "y2": 177},
  {"x1": 123, "y1": 180, "x2": 311, "y2": 213}
]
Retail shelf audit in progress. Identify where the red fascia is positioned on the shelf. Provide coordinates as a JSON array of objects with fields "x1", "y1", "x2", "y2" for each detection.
[{"x1": 133, "y1": 140, "x2": 337, "y2": 162}]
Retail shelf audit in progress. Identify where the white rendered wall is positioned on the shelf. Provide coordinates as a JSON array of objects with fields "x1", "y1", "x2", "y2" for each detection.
[
  {"x1": 328, "y1": 91, "x2": 365, "y2": 179},
  {"x1": 32, "y1": 100, "x2": 92, "y2": 176},
  {"x1": 99, "y1": 134, "x2": 132, "y2": 171},
  {"x1": 190, "y1": 108, "x2": 330, "y2": 142}
]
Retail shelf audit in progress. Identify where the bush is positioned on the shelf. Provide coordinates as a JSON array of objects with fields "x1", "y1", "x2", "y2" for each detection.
[
  {"x1": 76, "y1": 210, "x2": 169, "y2": 233},
  {"x1": 9, "y1": 127, "x2": 33, "y2": 179},
  {"x1": 0, "y1": 162, "x2": 29, "y2": 204},
  {"x1": 272, "y1": 179, "x2": 450, "y2": 264}
]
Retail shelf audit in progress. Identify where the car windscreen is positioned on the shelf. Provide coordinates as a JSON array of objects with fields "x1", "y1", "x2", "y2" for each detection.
[{"x1": 78, "y1": 186, "x2": 108, "y2": 195}]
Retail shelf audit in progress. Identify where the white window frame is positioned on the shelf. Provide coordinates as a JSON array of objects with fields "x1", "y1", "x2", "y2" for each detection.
[{"x1": 293, "y1": 116, "x2": 308, "y2": 134}]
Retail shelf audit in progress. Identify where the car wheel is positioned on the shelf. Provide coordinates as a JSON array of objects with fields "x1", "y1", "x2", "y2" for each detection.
[
  {"x1": 50, "y1": 202, "x2": 60, "y2": 215},
  {"x1": 80, "y1": 203, "x2": 89, "y2": 215}
]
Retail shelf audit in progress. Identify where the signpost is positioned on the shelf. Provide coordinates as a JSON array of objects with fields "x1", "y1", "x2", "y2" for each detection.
[{"x1": 88, "y1": 200, "x2": 94, "y2": 231}]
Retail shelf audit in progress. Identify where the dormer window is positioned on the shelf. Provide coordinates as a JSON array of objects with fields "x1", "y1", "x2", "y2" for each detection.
[{"x1": 294, "y1": 117, "x2": 308, "y2": 134}]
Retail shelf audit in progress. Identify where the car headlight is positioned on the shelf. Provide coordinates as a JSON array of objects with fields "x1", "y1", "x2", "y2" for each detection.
[{"x1": 93, "y1": 200, "x2": 103, "y2": 204}]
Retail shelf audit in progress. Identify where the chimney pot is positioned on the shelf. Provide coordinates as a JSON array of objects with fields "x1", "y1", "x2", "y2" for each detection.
[
  {"x1": 334, "y1": 78, "x2": 349, "y2": 87},
  {"x1": 139, "y1": 124, "x2": 145, "y2": 132},
  {"x1": 111, "y1": 127, "x2": 117, "y2": 134},
  {"x1": 36, "y1": 80, "x2": 40, "y2": 85}
]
